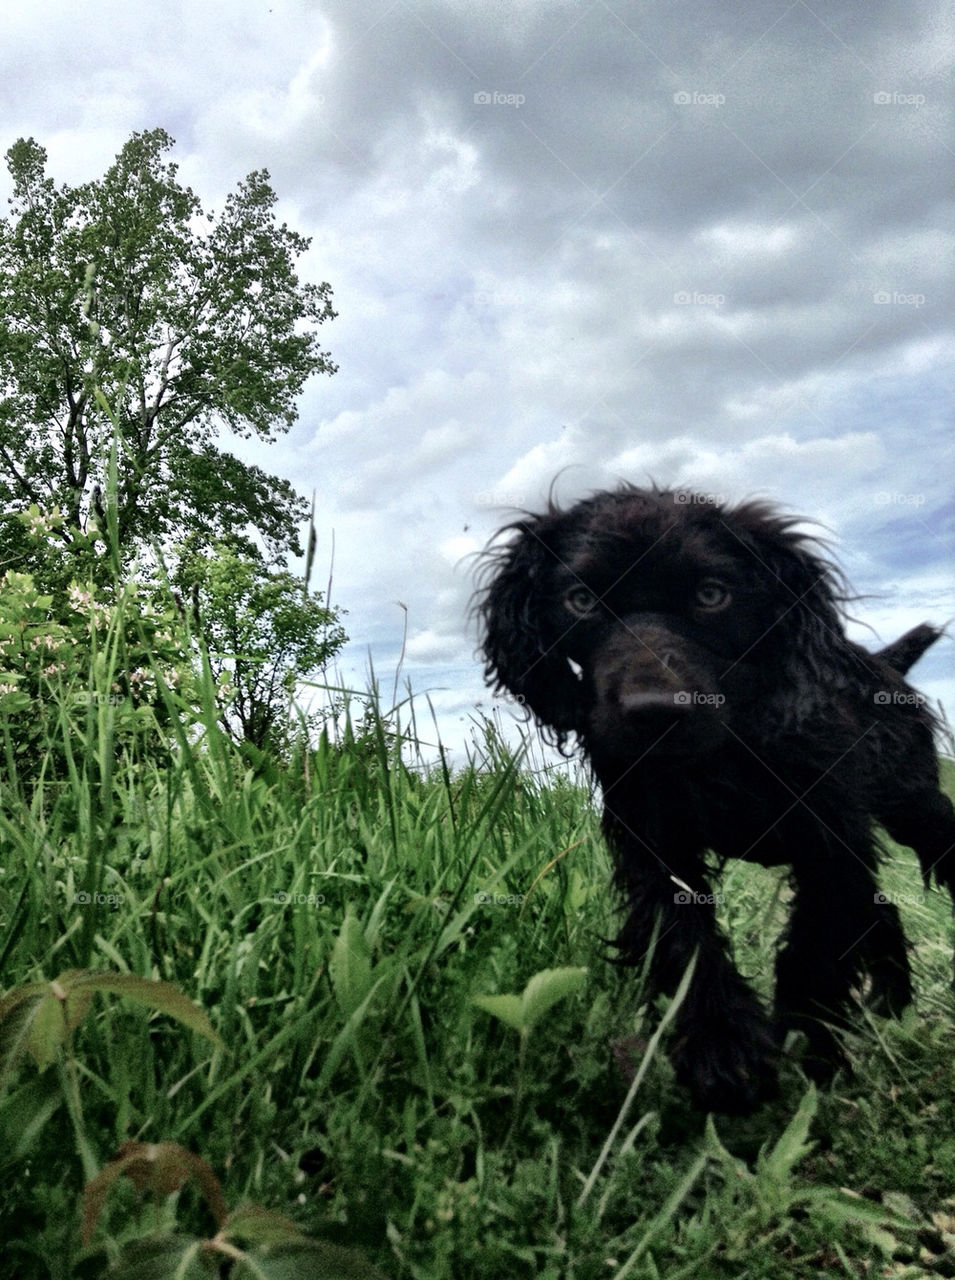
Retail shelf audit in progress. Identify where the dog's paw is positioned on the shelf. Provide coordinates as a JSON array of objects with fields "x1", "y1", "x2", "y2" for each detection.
[
  {"x1": 672, "y1": 1022, "x2": 779, "y2": 1115},
  {"x1": 774, "y1": 1011, "x2": 848, "y2": 1085}
]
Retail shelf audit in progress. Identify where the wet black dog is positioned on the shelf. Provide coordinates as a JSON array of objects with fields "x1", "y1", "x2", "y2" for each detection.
[{"x1": 475, "y1": 485, "x2": 955, "y2": 1113}]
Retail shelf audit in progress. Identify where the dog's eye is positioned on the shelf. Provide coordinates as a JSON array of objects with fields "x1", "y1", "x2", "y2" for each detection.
[
  {"x1": 565, "y1": 586, "x2": 600, "y2": 617},
  {"x1": 695, "y1": 580, "x2": 731, "y2": 611}
]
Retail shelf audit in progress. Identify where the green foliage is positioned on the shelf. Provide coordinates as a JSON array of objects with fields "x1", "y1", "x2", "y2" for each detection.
[
  {"x1": 0, "y1": 965, "x2": 222, "y2": 1199},
  {"x1": 0, "y1": 565, "x2": 194, "y2": 785},
  {"x1": 0, "y1": 620, "x2": 953, "y2": 1275},
  {"x1": 329, "y1": 907, "x2": 374, "y2": 1022},
  {"x1": 473, "y1": 965, "x2": 589, "y2": 1143},
  {"x1": 0, "y1": 524, "x2": 345, "y2": 796},
  {"x1": 0, "y1": 128, "x2": 336, "y2": 578},
  {"x1": 472, "y1": 965, "x2": 589, "y2": 1036},
  {"x1": 77, "y1": 1142, "x2": 388, "y2": 1275},
  {"x1": 175, "y1": 539, "x2": 347, "y2": 751},
  {"x1": 0, "y1": 970, "x2": 222, "y2": 1080}
]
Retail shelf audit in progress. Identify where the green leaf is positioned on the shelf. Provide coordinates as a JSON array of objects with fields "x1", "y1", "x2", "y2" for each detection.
[
  {"x1": 231, "y1": 1239, "x2": 389, "y2": 1279},
  {"x1": 0, "y1": 1075, "x2": 63, "y2": 1166},
  {"x1": 520, "y1": 966, "x2": 588, "y2": 1032},
  {"x1": 92, "y1": 1236, "x2": 209, "y2": 1279},
  {"x1": 473, "y1": 967, "x2": 587, "y2": 1036},
  {"x1": 329, "y1": 909, "x2": 372, "y2": 1021},
  {"x1": 0, "y1": 972, "x2": 93, "y2": 1074},
  {"x1": 758, "y1": 1083, "x2": 817, "y2": 1184},
  {"x1": 0, "y1": 969, "x2": 221, "y2": 1079},
  {"x1": 803, "y1": 1186, "x2": 909, "y2": 1258},
  {"x1": 225, "y1": 1204, "x2": 310, "y2": 1245},
  {"x1": 471, "y1": 993, "x2": 524, "y2": 1033},
  {"x1": 68, "y1": 971, "x2": 223, "y2": 1046}
]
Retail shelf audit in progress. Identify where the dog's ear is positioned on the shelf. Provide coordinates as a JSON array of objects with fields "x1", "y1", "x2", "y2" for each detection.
[
  {"x1": 730, "y1": 503, "x2": 857, "y2": 721},
  {"x1": 475, "y1": 516, "x2": 582, "y2": 746}
]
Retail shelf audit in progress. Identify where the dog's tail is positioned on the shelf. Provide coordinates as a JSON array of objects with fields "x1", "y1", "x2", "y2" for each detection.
[{"x1": 876, "y1": 623, "x2": 944, "y2": 674}]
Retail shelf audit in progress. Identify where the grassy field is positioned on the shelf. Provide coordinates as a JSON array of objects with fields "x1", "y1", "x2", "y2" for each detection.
[{"x1": 1, "y1": 613, "x2": 954, "y2": 1277}]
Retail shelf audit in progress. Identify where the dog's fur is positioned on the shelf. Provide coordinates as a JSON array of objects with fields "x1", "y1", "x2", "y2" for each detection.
[{"x1": 475, "y1": 484, "x2": 955, "y2": 1113}]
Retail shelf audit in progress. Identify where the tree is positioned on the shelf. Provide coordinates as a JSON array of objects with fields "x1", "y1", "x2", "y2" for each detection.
[
  {"x1": 0, "y1": 128, "x2": 336, "y2": 581},
  {"x1": 177, "y1": 541, "x2": 347, "y2": 752}
]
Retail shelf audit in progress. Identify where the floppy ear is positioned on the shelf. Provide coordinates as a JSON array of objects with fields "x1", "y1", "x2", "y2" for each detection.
[
  {"x1": 729, "y1": 502, "x2": 858, "y2": 723},
  {"x1": 475, "y1": 515, "x2": 583, "y2": 746}
]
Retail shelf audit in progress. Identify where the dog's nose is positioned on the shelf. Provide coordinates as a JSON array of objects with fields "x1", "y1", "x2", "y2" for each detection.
[{"x1": 619, "y1": 690, "x2": 688, "y2": 714}]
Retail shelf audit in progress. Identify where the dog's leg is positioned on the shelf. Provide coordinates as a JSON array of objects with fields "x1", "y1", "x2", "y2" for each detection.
[
  {"x1": 880, "y1": 784, "x2": 955, "y2": 988},
  {"x1": 612, "y1": 852, "x2": 778, "y2": 1114},
  {"x1": 880, "y1": 785, "x2": 955, "y2": 898},
  {"x1": 774, "y1": 842, "x2": 911, "y2": 1075},
  {"x1": 860, "y1": 894, "x2": 914, "y2": 1016}
]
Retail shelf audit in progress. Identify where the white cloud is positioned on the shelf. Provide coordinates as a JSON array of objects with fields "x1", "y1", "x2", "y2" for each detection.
[{"x1": 1, "y1": 0, "x2": 951, "y2": 755}]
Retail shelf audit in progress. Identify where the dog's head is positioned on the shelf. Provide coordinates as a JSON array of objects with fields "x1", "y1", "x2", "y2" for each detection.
[{"x1": 475, "y1": 485, "x2": 854, "y2": 754}]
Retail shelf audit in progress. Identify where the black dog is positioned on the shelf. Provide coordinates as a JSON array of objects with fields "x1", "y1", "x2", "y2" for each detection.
[{"x1": 475, "y1": 485, "x2": 955, "y2": 1113}]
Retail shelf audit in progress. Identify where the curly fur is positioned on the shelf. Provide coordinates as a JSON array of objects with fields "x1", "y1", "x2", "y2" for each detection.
[{"x1": 475, "y1": 484, "x2": 955, "y2": 1113}]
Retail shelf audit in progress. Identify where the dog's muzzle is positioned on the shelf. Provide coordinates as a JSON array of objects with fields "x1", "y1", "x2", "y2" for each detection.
[{"x1": 587, "y1": 624, "x2": 726, "y2": 753}]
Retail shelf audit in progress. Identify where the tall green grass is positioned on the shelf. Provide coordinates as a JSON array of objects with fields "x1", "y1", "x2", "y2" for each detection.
[{"x1": 1, "y1": 577, "x2": 954, "y2": 1277}]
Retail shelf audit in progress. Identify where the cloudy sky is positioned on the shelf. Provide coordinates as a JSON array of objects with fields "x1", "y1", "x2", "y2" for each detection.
[{"x1": 2, "y1": 0, "x2": 952, "y2": 755}]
